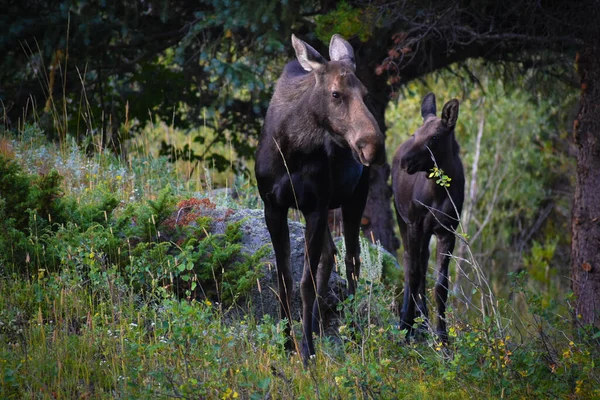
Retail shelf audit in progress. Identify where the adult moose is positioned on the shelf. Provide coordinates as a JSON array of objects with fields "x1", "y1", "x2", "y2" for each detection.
[
  {"x1": 255, "y1": 34, "x2": 385, "y2": 363},
  {"x1": 392, "y1": 93, "x2": 464, "y2": 341}
]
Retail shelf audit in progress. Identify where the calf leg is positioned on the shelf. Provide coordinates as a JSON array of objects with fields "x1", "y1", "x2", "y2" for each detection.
[
  {"x1": 395, "y1": 210, "x2": 410, "y2": 322},
  {"x1": 311, "y1": 226, "x2": 335, "y2": 336},
  {"x1": 400, "y1": 221, "x2": 423, "y2": 337},
  {"x1": 300, "y1": 209, "x2": 327, "y2": 363},
  {"x1": 434, "y1": 233, "x2": 455, "y2": 341},
  {"x1": 416, "y1": 234, "x2": 431, "y2": 331},
  {"x1": 264, "y1": 204, "x2": 294, "y2": 352}
]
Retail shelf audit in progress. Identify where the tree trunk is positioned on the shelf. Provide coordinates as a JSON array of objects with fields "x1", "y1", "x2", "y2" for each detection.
[
  {"x1": 355, "y1": 50, "x2": 399, "y2": 254},
  {"x1": 362, "y1": 162, "x2": 397, "y2": 252},
  {"x1": 571, "y1": 40, "x2": 600, "y2": 329}
]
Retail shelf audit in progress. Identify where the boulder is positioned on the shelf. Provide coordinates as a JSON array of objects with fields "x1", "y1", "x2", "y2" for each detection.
[{"x1": 171, "y1": 201, "x2": 400, "y2": 336}]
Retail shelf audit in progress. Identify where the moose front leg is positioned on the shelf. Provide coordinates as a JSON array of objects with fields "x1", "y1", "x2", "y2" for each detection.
[
  {"x1": 263, "y1": 203, "x2": 294, "y2": 352},
  {"x1": 434, "y1": 233, "x2": 456, "y2": 342},
  {"x1": 300, "y1": 209, "x2": 327, "y2": 363}
]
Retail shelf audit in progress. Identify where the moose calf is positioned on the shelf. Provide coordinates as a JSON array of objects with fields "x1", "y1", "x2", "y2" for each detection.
[
  {"x1": 392, "y1": 93, "x2": 464, "y2": 341},
  {"x1": 255, "y1": 34, "x2": 385, "y2": 363}
]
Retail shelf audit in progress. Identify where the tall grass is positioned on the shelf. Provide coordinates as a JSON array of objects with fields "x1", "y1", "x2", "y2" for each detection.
[{"x1": 1, "y1": 255, "x2": 597, "y2": 398}]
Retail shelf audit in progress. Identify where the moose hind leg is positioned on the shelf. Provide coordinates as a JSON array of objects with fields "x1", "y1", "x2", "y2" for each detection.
[
  {"x1": 342, "y1": 199, "x2": 366, "y2": 297},
  {"x1": 311, "y1": 226, "x2": 335, "y2": 337},
  {"x1": 264, "y1": 204, "x2": 294, "y2": 351},
  {"x1": 434, "y1": 233, "x2": 456, "y2": 341}
]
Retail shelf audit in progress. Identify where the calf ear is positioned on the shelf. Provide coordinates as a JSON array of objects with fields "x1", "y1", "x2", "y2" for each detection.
[
  {"x1": 421, "y1": 93, "x2": 437, "y2": 119},
  {"x1": 329, "y1": 34, "x2": 356, "y2": 71},
  {"x1": 441, "y1": 99, "x2": 459, "y2": 129},
  {"x1": 292, "y1": 34, "x2": 326, "y2": 72}
]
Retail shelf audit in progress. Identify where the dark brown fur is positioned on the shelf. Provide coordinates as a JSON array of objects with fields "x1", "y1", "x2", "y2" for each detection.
[
  {"x1": 255, "y1": 34, "x2": 385, "y2": 363},
  {"x1": 392, "y1": 93, "x2": 464, "y2": 340}
]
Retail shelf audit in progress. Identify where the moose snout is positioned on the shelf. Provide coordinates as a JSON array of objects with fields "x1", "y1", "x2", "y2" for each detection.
[
  {"x1": 400, "y1": 155, "x2": 409, "y2": 170},
  {"x1": 353, "y1": 134, "x2": 385, "y2": 167},
  {"x1": 400, "y1": 154, "x2": 420, "y2": 175}
]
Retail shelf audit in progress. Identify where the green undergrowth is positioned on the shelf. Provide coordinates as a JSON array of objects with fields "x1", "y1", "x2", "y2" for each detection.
[
  {"x1": 1, "y1": 269, "x2": 598, "y2": 398},
  {"x1": 0, "y1": 128, "x2": 268, "y2": 308},
  {"x1": 0, "y1": 127, "x2": 598, "y2": 398}
]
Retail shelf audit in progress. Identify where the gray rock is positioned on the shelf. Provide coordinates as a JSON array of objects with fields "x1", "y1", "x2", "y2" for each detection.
[
  {"x1": 172, "y1": 204, "x2": 399, "y2": 336},
  {"x1": 195, "y1": 208, "x2": 344, "y2": 328}
]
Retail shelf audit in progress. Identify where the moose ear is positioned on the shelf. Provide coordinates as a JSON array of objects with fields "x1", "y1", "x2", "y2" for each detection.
[
  {"x1": 421, "y1": 93, "x2": 437, "y2": 119},
  {"x1": 441, "y1": 99, "x2": 459, "y2": 129},
  {"x1": 329, "y1": 34, "x2": 356, "y2": 71},
  {"x1": 292, "y1": 34, "x2": 326, "y2": 72}
]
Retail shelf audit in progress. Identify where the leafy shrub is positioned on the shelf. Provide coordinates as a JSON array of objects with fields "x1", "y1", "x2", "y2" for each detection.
[
  {"x1": 0, "y1": 147, "x2": 267, "y2": 309},
  {"x1": 167, "y1": 217, "x2": 268, "y2": 305},
  {"x1": 109, "y1": 189, "x2": 269, "y2": 306},
  {"x1": 0, "y1": 155, "x2": 66, "y2": 271}
]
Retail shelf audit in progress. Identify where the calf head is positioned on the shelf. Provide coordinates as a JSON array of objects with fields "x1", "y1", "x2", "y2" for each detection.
[
  {"x1": 400, "y1": 93, "x2": 460, "y2": 174},
  {"x1": 291, "y1": 34, "x2": 385, "y2": 166}
]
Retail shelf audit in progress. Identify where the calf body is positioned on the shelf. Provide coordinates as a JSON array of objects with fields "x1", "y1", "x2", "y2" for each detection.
[
  {"x1": 255, "y1": 34, "x2": 385, "y2": 363},
  {"x1": 392, "y1": 93, "x2": 464, "y2": 340}
]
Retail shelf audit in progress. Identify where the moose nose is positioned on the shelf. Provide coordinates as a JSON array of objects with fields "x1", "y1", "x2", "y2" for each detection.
[
  {"x1": 400, "y1": 155, "x2": 409, "y2": 169},
  {"x1": 355, "y1": 139, "x2": 371, "y2": 166},
  {"x1": 355, "y1": 138, "x2": 385, "y2": 167}
]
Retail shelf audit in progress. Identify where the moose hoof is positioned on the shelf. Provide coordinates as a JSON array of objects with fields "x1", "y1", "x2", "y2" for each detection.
[
  {"x1": 301, "y1": 343, "x2": 316, "y2": 367},
  {"x1": 301, "y1": 353, "x2": 316, "y2": 368},
  {"x1": 435, "y1": 330, "x2": 449, "y2": 344},
  {"x1": 398, "y1": 321, "x2": 412, "y2": 336}
]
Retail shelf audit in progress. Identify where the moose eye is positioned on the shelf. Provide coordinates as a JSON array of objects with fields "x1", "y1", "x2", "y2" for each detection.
[
  {"x1": 332, "y1": 91, "x2": 340, "y2": 99},
  {"x1": 430, "y1": 135, "x2": 437, "y2": 141}
]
